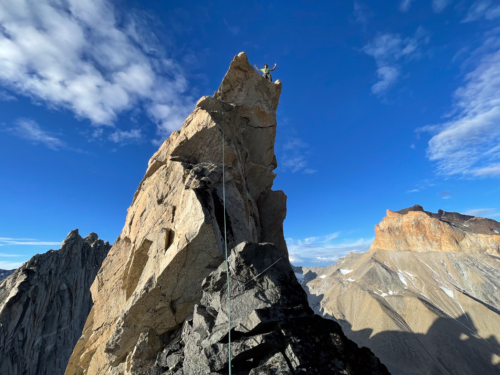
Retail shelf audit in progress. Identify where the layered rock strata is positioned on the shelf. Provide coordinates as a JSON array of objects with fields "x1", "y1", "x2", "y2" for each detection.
[
  {"x1": 0, "y1": 230, "x2": 110, "y2": 375},
  {"x1": 301, "y1": 207, "x2": 500, "y2": 375},
  {"x1": 371, "y1": 205, "x2": 500, "y2": 254},
  {"x1": 66, "y1": 52, "x2": 288, "y2": 375},
  {"x1": 148, "y1": 242, "x2": 389, "y2": 374}
]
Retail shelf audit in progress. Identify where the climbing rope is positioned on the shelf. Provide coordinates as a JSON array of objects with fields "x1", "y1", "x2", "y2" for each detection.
[
  {"x1": 229, "y1": 256, "x2": 285, "y2": 299},
  {"x1": 219, "y1": 85, "x2": 285, "y2": 373},
  {"x1": 219, "y1": 87, "x2": 232, "y2": 375}
]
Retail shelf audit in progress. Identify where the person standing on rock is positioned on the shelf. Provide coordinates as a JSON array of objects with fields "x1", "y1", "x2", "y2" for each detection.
[{"x1": 254, "y1": 63, "x2": 277, "y2": 82}]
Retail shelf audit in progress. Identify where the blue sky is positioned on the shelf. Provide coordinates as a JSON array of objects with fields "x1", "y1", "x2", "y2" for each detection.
[{"x1": 1, "y1": 0, "x2": 499, "y2": 269}]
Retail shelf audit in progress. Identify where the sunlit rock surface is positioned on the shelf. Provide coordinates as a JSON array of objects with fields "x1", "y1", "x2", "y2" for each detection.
[
  {"x1": 300, "y1": 206, "x2": 500, "y2": 375},
  {"x1": 65, "y1": 52, "x2": 288, "y2": 375}
]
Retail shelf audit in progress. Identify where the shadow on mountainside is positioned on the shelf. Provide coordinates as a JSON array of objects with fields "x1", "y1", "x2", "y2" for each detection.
[{"x1": 335, "y1": 314, "x2": 500, "y2": 375}]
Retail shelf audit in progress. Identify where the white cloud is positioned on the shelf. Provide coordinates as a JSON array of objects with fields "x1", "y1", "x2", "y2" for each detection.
[
  {"x1": 353, "y1": 1, "x2": 371, "y2": 26},
  {"x1": 280, "y1": 136, "x2": 316, "y2": 174},
  {"x1": 406, "y1": 189, "x2": 419, "y2": 193},
  {"x1": 0, "y1": 237, "x2": 61, "y2": 246},
  {"x1": 287, "y1": 234, "x2": 374, "y2": 266},
  {"x1": 432, "y1": 0, "x2": 453, "y2": 13},
  {"x1": 399, "y1": 0, "x2": 414, "y2": 12},
  {"x1": 362, "y1": 27, "x2": 429, "y2": 95},
  {"x1": 462, "y1": 1, "x2": 500, "y2": 22},
  {"x1": 109, "y1": 129, "x2": 142, "y2": 144},
  {"x1": 463, "y1": 208, "x2": 500, "y2": 217},
  {"x1": 0, "y1": 90, "x2": 16, "y2": 101},
  {"x1": 0, "y1": 253, "x2": 22, "y2": 257},
  {"x1": 0, "y1": 0, "x2": 193, "y2": 141},
  {"x1": 421, "y1": 42, "x2": 500, "y2": 177},
  {"x1": 0, "y1": 261, "x2": 24, "y2": 269},
  {"x1": 4, "y1": 118, "x2": 65, "y2": 150},
  {"x1": 304, "y1": 169, "x2": 318, "y2": 174}
]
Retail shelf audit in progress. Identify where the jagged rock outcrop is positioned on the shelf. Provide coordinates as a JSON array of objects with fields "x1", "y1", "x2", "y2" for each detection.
[
  {"x1": 0, "y1": 269, "x2": 14, "y2": 281},
  {"x1": 301, "y1": 206, "x2": 500, "y2": 375},
  {"x1": 65, "y1": 52, "x2": 289, "y2": 375},
  {"x1": 371, "y1": 205, "x2": 500, "y2": 254},
  {"x1": 147, "y1": 242, "x2": 389, "y2": 374},
  {"x1": 0, "y1": 230, "x2": 110, "y2": 375}
]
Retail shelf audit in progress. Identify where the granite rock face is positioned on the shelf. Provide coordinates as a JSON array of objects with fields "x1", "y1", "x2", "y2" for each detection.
[
  {"x1": 301, "y1": 207, "x2": 500, "y2": 375},
  {"x1": 65, "y1": 52, "x2": 288, "y2": 375},
  {"x1": 370, "y1": 205, "x2": 500, "y2": 254},
  {"x1": 0, "y1": 269, "x2": 14, "y2": 282},
  {"x1": 148, "y1": 242, "x2": 389, "y2": 375},
  {"x1": 0, "y1": 230, "x2": 110, "y2": 375}
]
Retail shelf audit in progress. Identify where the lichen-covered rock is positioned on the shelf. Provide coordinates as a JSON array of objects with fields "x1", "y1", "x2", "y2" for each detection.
[
  {"x1": 148, "y1": 242, "x2": 390, "y2": 375},
  {"x1": 0, "y1": 230, "x2": 110, "y2": 375},
  {"x1": 65, "y1": 52, "x2": 288, "y2": 375}
]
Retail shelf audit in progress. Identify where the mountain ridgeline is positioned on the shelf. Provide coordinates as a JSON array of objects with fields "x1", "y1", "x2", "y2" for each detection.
[
  {"x1": 0, "y1": 230, "x2": 110, "y2": 375},
  {"x1": 299, "y1": 205, "x2": 500, "y2": 375}
]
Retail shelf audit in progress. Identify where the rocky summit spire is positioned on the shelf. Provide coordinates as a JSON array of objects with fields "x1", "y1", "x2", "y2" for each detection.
[
  {"x1": 66, "y1": 52, "x2": 388, "y2": 375},
  {"x1": 65, "y1": 52, "x2": 288, "y2": 375}
]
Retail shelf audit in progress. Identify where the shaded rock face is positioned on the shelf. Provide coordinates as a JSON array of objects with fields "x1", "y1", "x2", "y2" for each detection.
[
  {"x1": 0, "y1": 230, "x2": 110, "y2": 375},
  {"x1": 148, "y1": 242, "x2": 389, "y2": 375},
  {"x1": 371, "y1": 206, "x2": 500, "y2": 254},
  {"x1": 0, "y1": 269, "x2": 14, "y2": 282},
  {"x1": 301, "y1": 208, "x2": 500, "y2": 375},
  {"x1": 65, "y1": 52, "x2": 288, "y2": 375}
]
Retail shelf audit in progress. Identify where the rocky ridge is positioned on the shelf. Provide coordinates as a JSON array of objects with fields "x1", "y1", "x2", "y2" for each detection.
[
  {"x1": 148, "y1": 242, "x2": 389, "y2": 374},
  {"x1": 66, "y1": 52, "x2": 288, "y2": 375},
  {"x1": 66, "y1": 52, "x2": 388, "y2": 375},
  {"x1": 0, "y1": 269, "x2": 14, "y2": 282},
  {"x1": 371, "y1": 204, "x2": 500, "y2": 254},
  {"x1": 301, "y1": 206, "x2": 500, "y2": 375},
  {"x1": 0, "y1": 230, "x2": 110, "y2": 375}
]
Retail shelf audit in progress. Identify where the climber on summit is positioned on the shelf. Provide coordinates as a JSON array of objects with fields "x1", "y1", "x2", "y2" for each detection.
[{"x1": 254, "y1": 63, "x2": 277, "y2": 82}]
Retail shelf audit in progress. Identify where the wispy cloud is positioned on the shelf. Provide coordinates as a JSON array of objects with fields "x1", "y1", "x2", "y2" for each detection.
[
  {"x1": 440, "y1": 190, "x2": 451, "y2": 199},
  {"x1": 420, "y1": 36, "x2": 500, "y2": 177},
  {"x1": 432, "y1": 0, "x2": 453, "y2": 13},
  {"x1": 0, "y1": 253, "x2": 22, "y2": 257},
  {"x1": 353, "y1": 1, "x2": 372, "y2": 26},
  {"x1": 463, "y1": 208, "x2": 500, "y2": 217},
  {"x1": 399, "y1": 0, "x2": 415, "y2": 12},
  {"x1": 406, "y1": 179, "x2": 436, "y2": 193},
  {"x1": 362, "y1": 27, "x2": 429, "y2": 95},
  {"x1": 109, "y1": 129, "x2": 142, "y2": 144},
  {"x1": 280, "y1": 136, "x2": 316, "y2": 174},
  {"x1": 0, "y1": 90, "x2": 16, "y2": 101},
  {"x1": 0, "y1": 261, "x2": 23, "y2": 270},
  {"x1": 0, "y1": 0, "x2": 194, "y2": 142},
  {"x1": 462, "y1": 1, "x2": 500, "y2": 22},
  {"x1": 287, "y1": 233, "x2": 374, "y2": 266},
  {"x1": 3, "y1": 119, "x2": 65, "y2": 150},
  {"x1": 0, "y1": 237, "x2": 61, "y2": 246}
]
